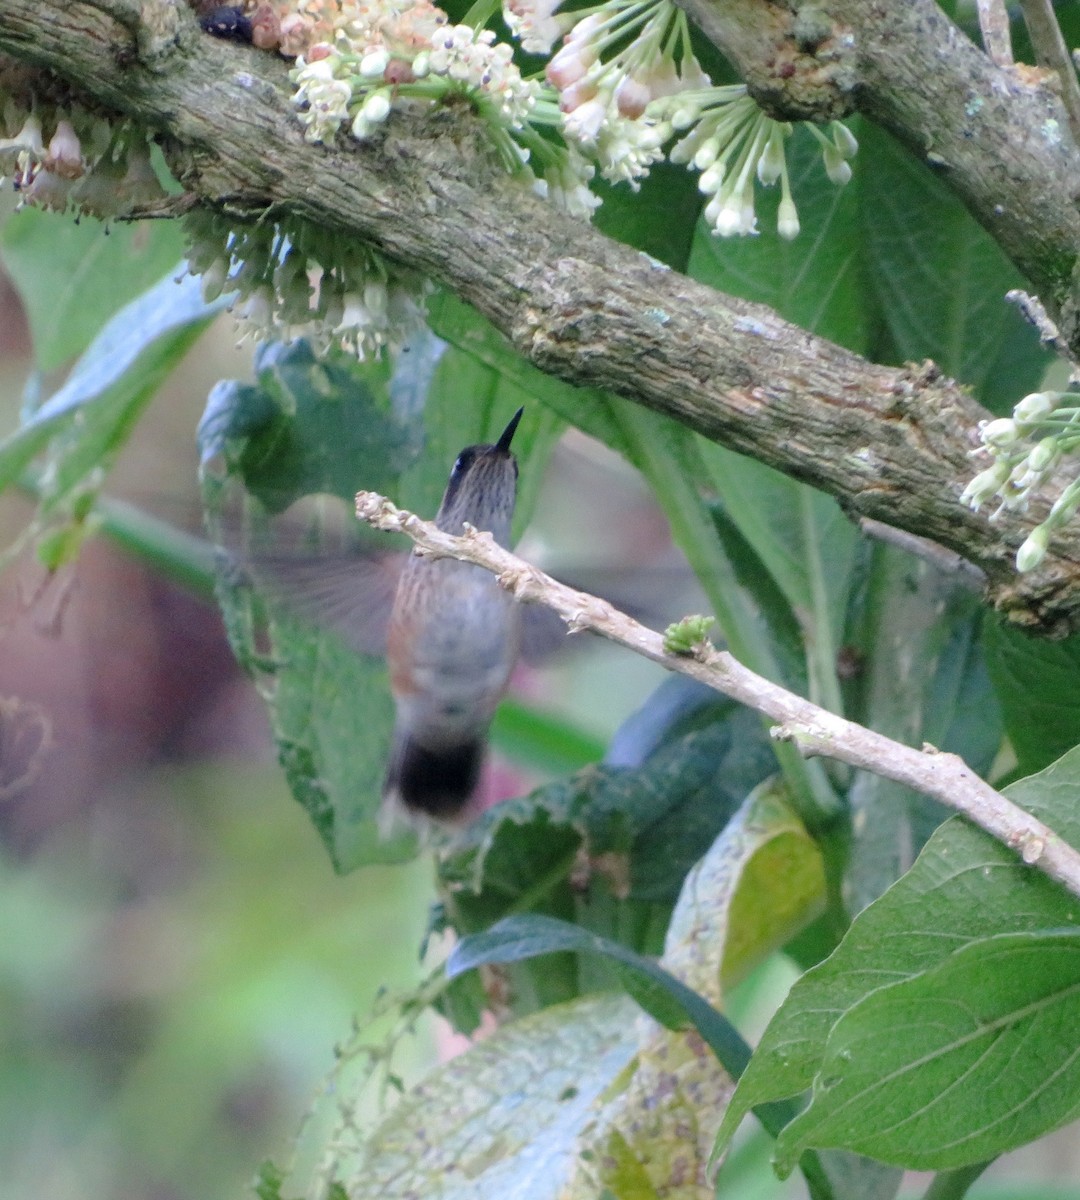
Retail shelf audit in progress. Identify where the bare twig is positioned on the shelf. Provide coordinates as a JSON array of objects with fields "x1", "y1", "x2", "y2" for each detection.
[
  {"x1": 1018, "y1": 0, "x2": 1080, "y2": 144},
  {"x1": 977, "y1": 0, "x2": 1014, "y2": 66},
  {"x1": 858, "y1": 519, "x2": 987, "y2": 589},
  {"x1": 355, "y1": 491, "x2": 1080, "y2": 900}
]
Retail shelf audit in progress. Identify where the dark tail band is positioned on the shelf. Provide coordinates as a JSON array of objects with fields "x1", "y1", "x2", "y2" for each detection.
[{"x1": 385, "y1": 734, "x2": 484, "y2": 820}]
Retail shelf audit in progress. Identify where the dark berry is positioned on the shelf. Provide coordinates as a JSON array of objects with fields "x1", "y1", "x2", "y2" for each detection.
[{"x1": 199, "y1": 6, "x2": 254, "y2": 43}]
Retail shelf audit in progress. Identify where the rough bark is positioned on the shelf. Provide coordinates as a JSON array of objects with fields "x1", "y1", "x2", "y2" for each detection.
[{"x1": 2, "y1": 0, "x2": 1080, "y2": 631}]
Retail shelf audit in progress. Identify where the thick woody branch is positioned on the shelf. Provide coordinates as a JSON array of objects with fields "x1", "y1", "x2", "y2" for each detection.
[
  {"x1": 355, "y1": 490, "x2": 1080, "y2": 900},
  {"x1": 3, "y1": 2, "x2": 1080, "y2": 631},
  {"x1": 677, "y1": 0, "x2": 1080, "y2": 343}
]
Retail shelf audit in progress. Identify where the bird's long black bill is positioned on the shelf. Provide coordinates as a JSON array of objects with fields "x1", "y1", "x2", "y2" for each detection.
[{"x1": 495, "y1": 407, "x2": 525, "y2": 454}]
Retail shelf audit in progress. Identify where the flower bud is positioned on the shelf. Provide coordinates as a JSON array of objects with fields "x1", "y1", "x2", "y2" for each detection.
[
  {"x1": 692, "y1": 140, "x2": 718, "y2": 171},
  {"x1": 823, "y1": 145, "x2": 852, "y2": 185},
  {"x1": 980, "y1": 417, "x2": 1019, "y2": 449},
  {"x1": 777, "y1": 196, "x2": 800, "y2": 240},
  {"x1": 698, "y1": 163, "x2": 723, "y2": 195},
  {"x1": 359, "y1": 47, "x2": 391, "y2": 79},
  {"x1": 757, "y1": 133, "x2": 785, "y2": 185},
  {"x1": 831, "y1": 121, "x2": 858, "y2": 158},
  {"x1": 362, "y1": 91, "x2": 391, "y2": 122},
  {"x1": 1016, "y1": 525, "x2": 1050, "y2": 573},
  {"x1": 1013, "y1": 391, "x2": 1057, "y2": 424},
  {"x1": 1027, "y1": 437, "x2": 1060, "y2": 473}
]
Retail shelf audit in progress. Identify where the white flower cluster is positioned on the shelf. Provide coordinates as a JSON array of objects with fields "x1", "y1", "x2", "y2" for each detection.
[
  {"x1": 961, "y1": 389, "x2": 1080, "y2": 572},
  {"x1": 534, "y1": 0, "x2": 858, "y2": 236},
  {"x1": 284, "y1": 0, "x2": 858, "y2": 240},
  {"x1": 290, "y1": 6, "x2": 538, "y2": 148},
  {"x1": 0, "y1": 103, "x2": 167, "y2": 219},
  {"x1": 546, "y1": 4, "x2": 705, "y2": 188},
  {"x1": 184, "y1": 208, "x2": 429, "y2": 359}
]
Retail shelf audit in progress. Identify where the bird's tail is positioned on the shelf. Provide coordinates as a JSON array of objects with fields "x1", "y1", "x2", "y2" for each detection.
[{"x1": 382, "y1": 732, "x2": 485, "y2": 823}]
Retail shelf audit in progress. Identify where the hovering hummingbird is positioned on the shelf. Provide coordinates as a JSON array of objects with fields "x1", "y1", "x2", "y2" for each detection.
[{"x1": 384, "y1": 406, "x2": 524, "y2": 820}]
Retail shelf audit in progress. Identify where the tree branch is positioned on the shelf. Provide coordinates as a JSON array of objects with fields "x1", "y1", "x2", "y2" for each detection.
[
  {"x1": 677, "y1": 0, "x2": 1080, "y2": 346},
  {"x1": 3, "y1": 2, "x2": 1080, "y2": 631},
  {"x1": 355, "y1": 490, "x2": 1080, "y2": 900}
]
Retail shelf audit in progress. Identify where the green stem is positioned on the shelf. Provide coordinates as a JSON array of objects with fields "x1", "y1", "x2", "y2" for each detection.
[
  {"x1": 611, "y1": 402, "x2": 842, "y2": 833},
  {"x1": 94, "y1": 495, "x2": 218, "y2": 599},
  {"x1": 921, "y1": 1161, "x2": 992, "y2": 1200},
  {"x1": 18, "y1": 472, "x2": 218, "y2": 598},
  {"x1": 799, "y1": 485, "x2": 845, "y2": 720}
]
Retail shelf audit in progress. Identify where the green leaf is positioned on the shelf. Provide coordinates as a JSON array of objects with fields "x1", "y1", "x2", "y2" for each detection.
[
  {"x1": 320, "y1": 993, "x2": 642, "y2": 1200},
  {"x1": 489, "y1": 699, "x2": 605, "y2": 775},
  {"x1": 198, "y1": 341, "x2": 404, "y2": 513},
  {"x1": 0, "y1": 270, "x2": 216, "y2": 542},
  {"x1": 448, "y1": 913, "x2": 759, "y2": 1104},
  {"x1": 983, "y1": 618, "x2": 1080, "y2": 777},
  {"x1": 0, "y1": 207, "x2": 187, "y2": 370},
  {"x1": 714, "y1": 746, "x2": 1080, "y2": 1166},
  {"x1": 592, "y1": 159, "x2": 703, "y2": 271},
  {"x1": 857, "y1": 123, "x2": 1050, "y2": 412},
  {"x1": 773, "y1": 929, "x2": 1080, "y2": 1173}
]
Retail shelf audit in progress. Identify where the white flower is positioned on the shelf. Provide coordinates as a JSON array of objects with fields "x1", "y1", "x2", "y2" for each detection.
[
  {"x1": 563, "y1": 96, "x2": 607, "y2": 145},
  {"x1": 960, "y1": 461, "x2": 1010, "y2": 510},
  {"x1": 832, "y1": 121, "x2": 859, "y2": 158},
  {"x1": 200, "y1": 257, "x2": 231, "y2": 303},
  {"x1": 980, "y1": 418, "x2": 1020, "y2": 449},
  {"x1": 504, "y1": 0, "x2": 568, "y2": 55},
  {"x1": 45, "y1": 119, "x2": 83, "y2": 180}
]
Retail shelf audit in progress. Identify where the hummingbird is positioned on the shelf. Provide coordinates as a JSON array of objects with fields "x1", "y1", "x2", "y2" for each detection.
[{"x1": 383, "y1": 406, "x2": 524, "y2": 821}]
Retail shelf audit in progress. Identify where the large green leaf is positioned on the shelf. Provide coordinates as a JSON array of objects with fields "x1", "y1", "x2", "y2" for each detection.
[
  {"x1": 317, "y1": 993, "x2": 642, "y2": 1200},
  {"x1": 447, "y1": 791, "x2": 895, "y2": 1200},
  {"x1": 592, "y1": 159, "x2": 703, "y2": 271},
  {"x1": 0, "y1": 207, "x2": 187, "y2": 370},
  {"x1": 201, "y1": 336, "x2": 563, "y2": 871},
  {"x1": 0, "y1": 269, "x2": 217, "y2": 499},
  {"x1": 0, "y1": 269, "x2": 216, "y2": 577},
  {"x1": 450, "y1": 914, "x2": 754, "y2": 1077},
  {"x1": 983, "y1": 618, "x2": 1080, "y2": 777},
  {"x1": 773, "y1": 929, "x2": 1080, "y2": 1173},
  {"x1": 714, "y1": 746, "x2": 1080, "y2": 1170},
  {"x1": 857, "y1": 123, "x2": 1050, "y2": 412}
]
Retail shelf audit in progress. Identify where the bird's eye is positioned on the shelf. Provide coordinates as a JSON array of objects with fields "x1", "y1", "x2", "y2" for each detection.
[{"x1": 451, "y1": 448, "x2": 477, "y2": 479}]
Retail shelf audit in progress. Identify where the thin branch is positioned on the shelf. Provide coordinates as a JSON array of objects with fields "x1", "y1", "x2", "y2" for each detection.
[
  {"x1": 1018, "y1": 0, "x2": 1080, "y2": 145},
  {"x1": 977, "y1": 0, "x2": 1014, "y2": 66},
  {"x1": 858, "y1": 519, "x2": 987, "y2": 589},
  {"x1": 355, "y1": 491, "x2": 1080, "y2": 901}
]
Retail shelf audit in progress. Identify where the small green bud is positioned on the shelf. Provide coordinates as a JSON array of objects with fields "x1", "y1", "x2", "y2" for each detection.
[{"x1": 663, "y1": 614, "x2": 715, "y2": 655}]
